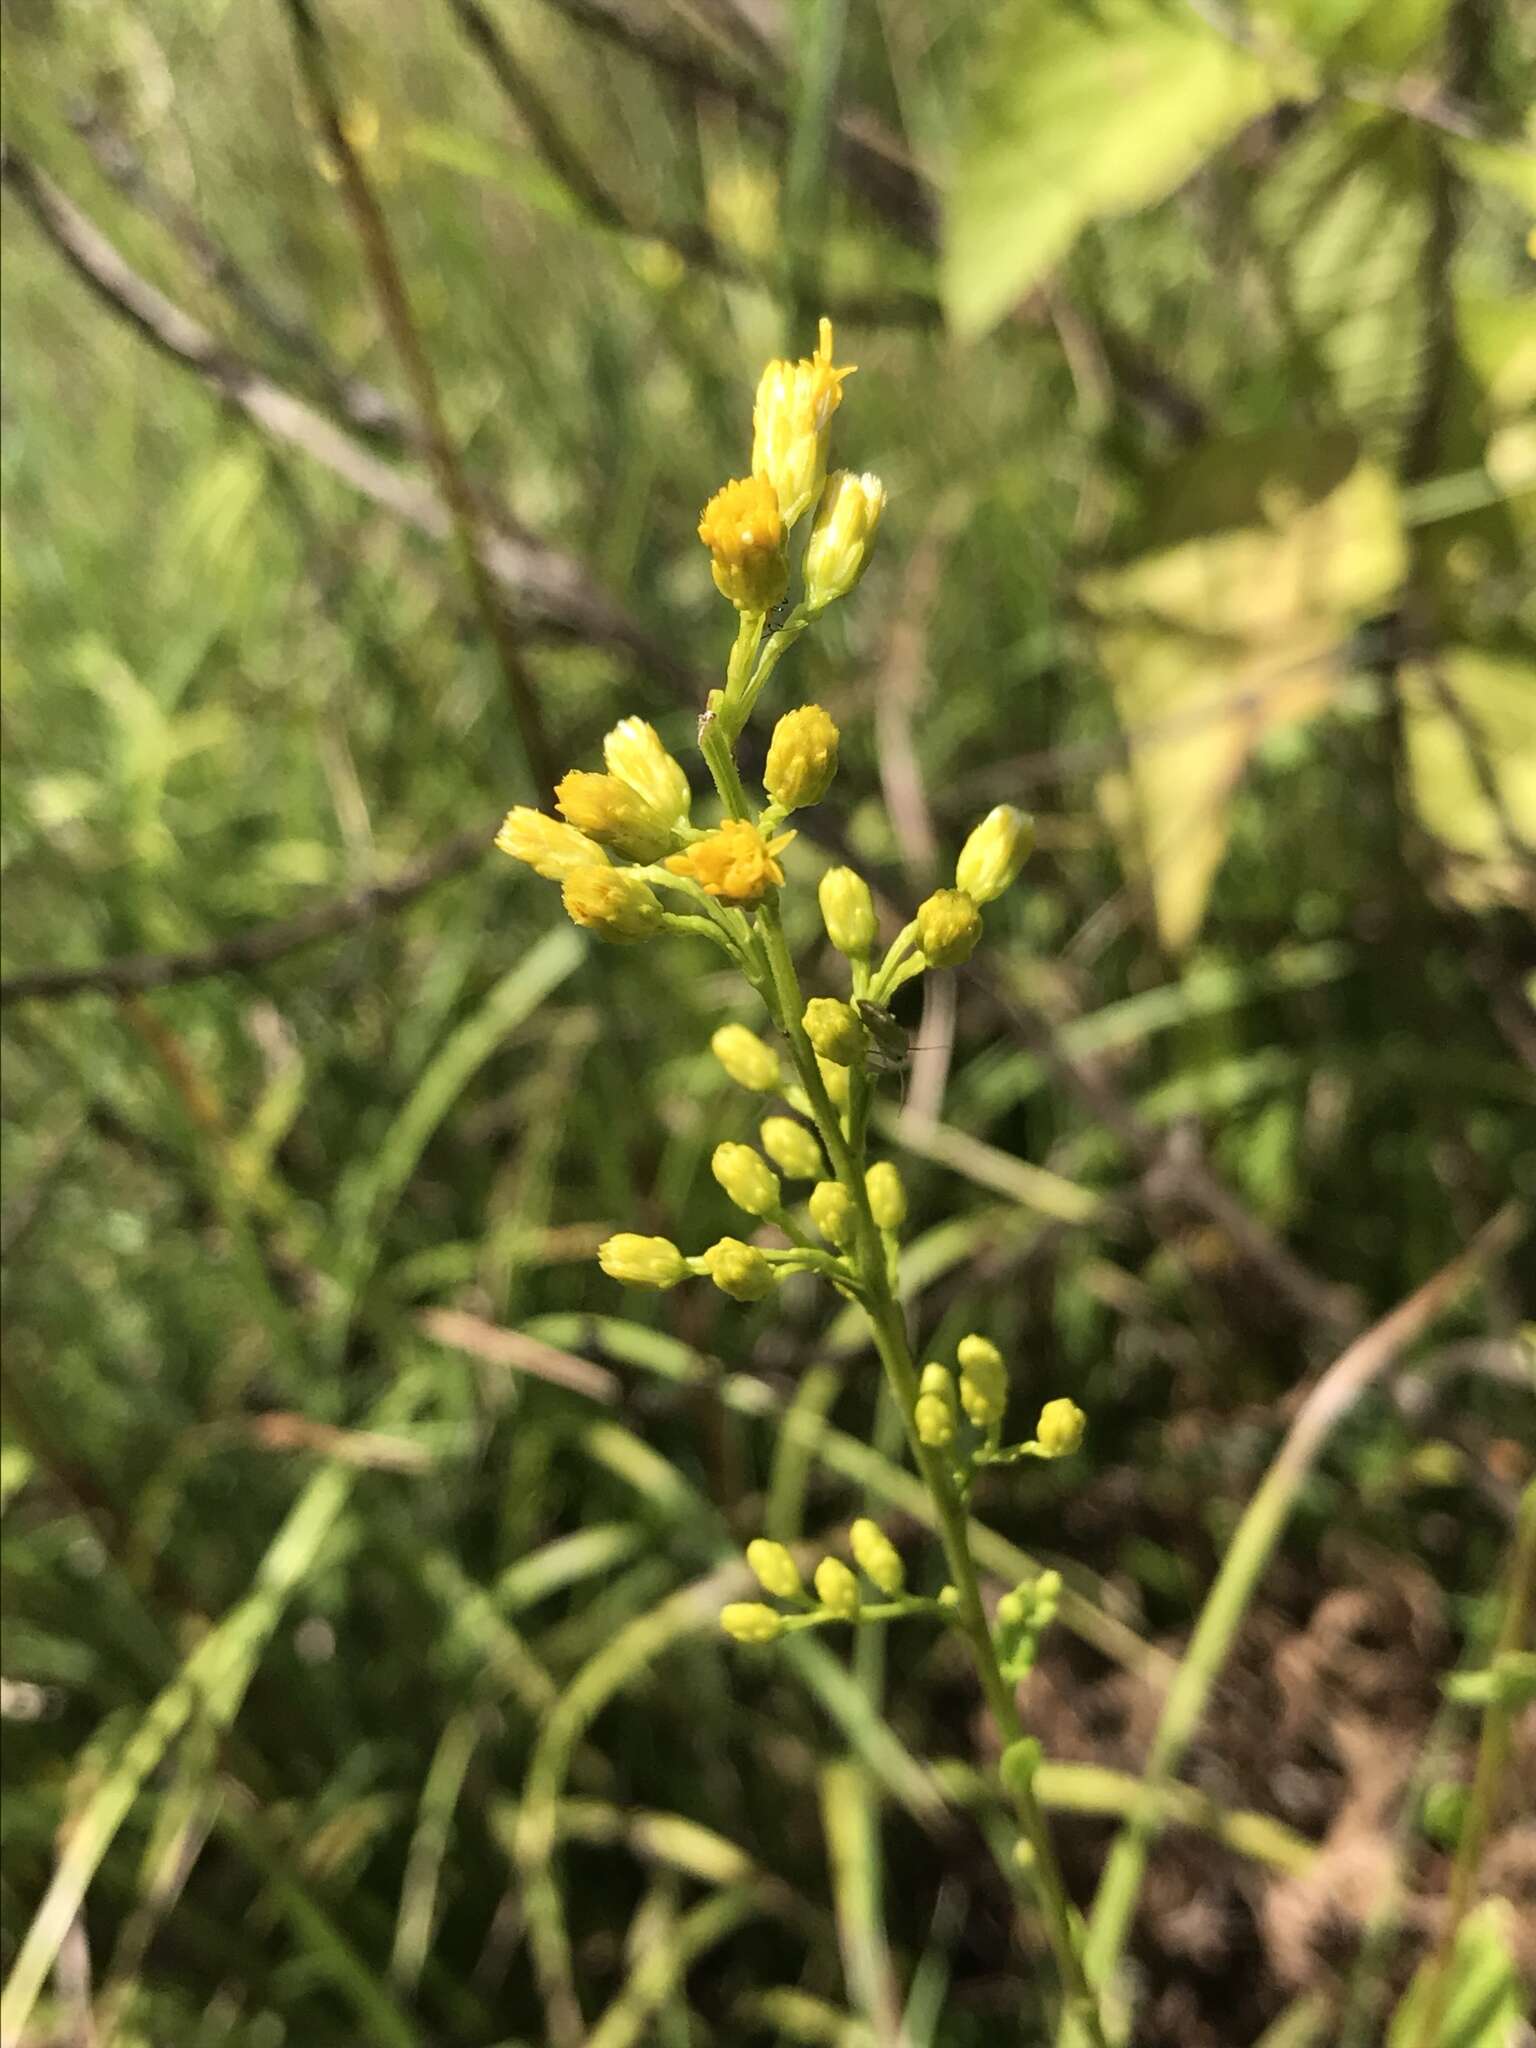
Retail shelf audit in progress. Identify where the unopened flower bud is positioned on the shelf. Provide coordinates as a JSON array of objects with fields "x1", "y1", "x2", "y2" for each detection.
[
  {"x1": 710, "y1": 1024, "x2": 781, "y2": 1092},
  {"x1": 818, "y1": 1057, "x2": 851, "y2": 1110},
  {"x1": 956, "y1": 806, "x2": 1034, "y2": 905},
  {"x1": 1035, "y1": 1397, "x2": 1086, "y2": 1459},
  {"x1": 603, "y1": 717, "x2": 690, "y2": 828},
  {"x1": 746, "y1": 1538, "x2": 802, "y2": 1600},
  {"x1": 697, "y1": 475, "x2": 788, "y2": 612},
  {"x1": 496, "y1": 808, "x2": 610, "y2": 880},
  {"x1": 814, "y1": 1556, "x2": 861, "y2": 1618},
  {"x1": 598, "y1": 1233, "x2": 688, "y2": 1288},
  {"x1": 865, "y1": 1161, "x2": 907, "y2": 1232},
  {"x1": 555, "y1": 770, "x2": 675, "y2": 863},
  {"x1": 996, "y1": 1590, "x2": 1028, "y2": 1632},
  {"x1": 808, "y1": 1179, "x2": 856, "y2": 1248},
  {"x1": 721, "y1": 1601, "x2": 784, "y2": 1643},
  {"x1": 957, "y1": 1334, "x2": 1009, "y2": 1427},
  {"x1": 914, "y1": 1362, "x2": 959, "y2": 1448},
  {"x1": 711, "y1": 1142, "x2": 782, "y2": 1218},
  {"x1": 561, "y1": 866, "x2": 664, "y2": 941},
  {"x1": 764, "y1": 704, "x2": 839, "y2": 812},
  {"x1": 819, "y1": 867, "x2": 877, "y2": 957},
  {"x1": 804, "y1": 470, "x2": 886, "y2": 612},
  {"x1": 803, "y1": 997, "x2": 865, "y2": 1067},
  {"x1": 700, "y1": 1237, "x2": 775, "y2": 1301},
  {"x1": 751, "y1": 317, "x2": 854, "y2": 529},
  {"x1": 916, "y1": 889, "x2": 981, "y2": 968},
  {"x1": 850, "y1": 1518, "x2": 905, "y2": 1595},
  {"x1": 759, "y1": 1116, "x2": 825, "y2": 1181}
]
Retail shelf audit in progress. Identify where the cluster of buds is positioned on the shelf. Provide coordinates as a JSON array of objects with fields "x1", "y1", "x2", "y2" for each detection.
[
  {"x1": 993, "y1": 1570, "x2": 1063, "y2": 1682},
  {"x1": 496, "y1": 321, "x2": 1093, "y2": 1749},
  {"x1": 913, "y1": 1332, "x2": 1086, "y2": 1487},
  {"x1": 721, "y1": 1518, "x2": 916, "y2": 1643}
]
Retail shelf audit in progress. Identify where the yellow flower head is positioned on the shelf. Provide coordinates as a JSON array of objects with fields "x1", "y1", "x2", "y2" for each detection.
[
  {"x1": 759, "y1": 1115, "x2": 825, "y2": 1182},
  {"x1": 956, "y1": 805, "x2": 1034, "y2": 905},
  {"x1": 700, "y1": 1236, "x2": 775, "y2": 1301},
  {"x1": 603, "y1": 718, "x2": 691, "y2": 829},
  {"x1": 819, "y1": 867, "x2": 877, "y2": 957},
  {"x1": 957, "y1": 1334, "x2": 1008, "y2": 1427},
  {"x1": 804, "y1": 471, "x2": 886, "y2": 613},
  {"x1": 1035, "y1": 1398, "x2": 1086, "y2": 1459},
  {"x1": 555, "y1": 770, "x2": 675, "y2": 863},
  {"x1": 850, "y1": 1517, "x2": 905, "y2": 1596},
  {"x1": 598, "y1": 1233, "x2": 688, "y2": 1288},
  {"x1": 752, "y1": 317, "x2": 856, "y2": 529},
  {"x1": 698, "y1": 475, "x2": 789, "y2": 612},
  {"x1": 865, "y1": 1161, "x2": 907, "y2": 1232},
  {"x1": 916, "y1": 888, "x2": 982, "y2": 968},
  {"x1": 746, "y1": 1538, "x2": 802, "y2": 1599},
  {"x1": 495, "y1": 807, "x2": 610, "y2": 881},
  {"x1": 914, "y1": 1362, "x2": 959, "y2": 1448},
  {"x1": 561, "y1": 865, "x2": 664, "y2": 942},
  {"x1": 710, "y1": 1022, "x2": 781, "y2": 1092},
  {"x1": 814, "y1": 1556, "x2": 861, "y2": 1618},
  {"x1": 764, "y1": 704, "x2": 840, "y2": 812},
  {"x1": 721, "y1": 1601, "x2": 784, "y2": 1644},
  {"x1": 666, "y1": 820, "x2": 794, "y2": 906},
  {"x1": 802, "y1": 996, "x2": 865, "y2": 1067},
  {"x1": 808, "y1": 1178, "x2": 855, "y2": 1249}
]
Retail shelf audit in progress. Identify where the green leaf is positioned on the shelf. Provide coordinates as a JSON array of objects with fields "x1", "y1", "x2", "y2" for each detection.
[
  {"x1": 1387, "y1": 1900, "x2": 1524, "y2": 2047},
  {"x1": 943, "y1": 0, "x2": 1282, "y2": 339},
  {"x1": 1082, "y1": 430, "x2": 1406, "y2": 949}
]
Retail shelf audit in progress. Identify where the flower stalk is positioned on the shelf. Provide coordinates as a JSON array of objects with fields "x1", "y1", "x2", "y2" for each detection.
[{"x1": 496, "y1": 318, "x2": 1105, "y2": 2043}]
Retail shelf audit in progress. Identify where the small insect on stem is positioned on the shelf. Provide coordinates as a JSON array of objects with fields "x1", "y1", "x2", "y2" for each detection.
[{"x1": 856, "y1": 999, "x2": 910, "y2": 1076}]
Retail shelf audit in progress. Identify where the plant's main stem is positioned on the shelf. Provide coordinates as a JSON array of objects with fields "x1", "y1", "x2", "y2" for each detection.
[
  {"x1": 752, "y1": 891, "x2": 1107, "y2": 2048},
  {"x1": 696, "y1": 646, "x2": 1106, "y2": 2046}
]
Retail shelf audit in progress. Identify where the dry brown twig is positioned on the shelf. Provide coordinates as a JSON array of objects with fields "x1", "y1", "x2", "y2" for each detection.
[
  {"x1": 0, "y1": 145, "x2": 678, "y2": 681},
  {"x1": 0, "y1": 826, "x2": 493, "y2": 1008},
  {"x1": 280, "y1": 0, "x2": 560, "y2": 798}
]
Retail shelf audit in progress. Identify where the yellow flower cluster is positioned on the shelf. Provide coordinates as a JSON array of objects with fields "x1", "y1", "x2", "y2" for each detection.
[
  {"x1": 721, "y1": 1514, "x2": 911, "y2": 1642},
  {"x1": 497, "y1": 717, "x2": 695, "y2": 941}
]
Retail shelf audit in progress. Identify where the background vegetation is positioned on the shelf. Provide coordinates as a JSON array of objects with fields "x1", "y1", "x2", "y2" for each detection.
[{"x1": 2, "y1": 1, "x2": 1533, "y2": 2044}]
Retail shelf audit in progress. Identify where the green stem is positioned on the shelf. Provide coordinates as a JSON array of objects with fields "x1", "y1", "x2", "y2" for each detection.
[
  {"x1": 752, "y1": 897, "x2": 1106, "y2": 2048},
  {"x1": 694, "y1": 620, "x2": 1106, "y2": 2046},
  {"x1": 1408, "y1": 1479, "x2": 1536, "y2": 2048}
]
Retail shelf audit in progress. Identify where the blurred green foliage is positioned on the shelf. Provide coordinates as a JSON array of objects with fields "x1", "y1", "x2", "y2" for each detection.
[{"x1": 2, "y1": 0, "x2": 1533, "y2": 2043}]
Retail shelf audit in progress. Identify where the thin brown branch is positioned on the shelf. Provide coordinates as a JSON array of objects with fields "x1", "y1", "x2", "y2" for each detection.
[
  {"x1": 447, "y1": 0, "x2": 937, "y2": 326},
  {"x1": 526, "y1": 0, "x2": 936, "y2": 246},
  {"x1": 0, "y1": 826, "x2": 491, "y2": 1007},
  {"x1": 1272, "y1": 1201, "x2": 1529, "y2": 1480},
  {"x1": 281, "y1": 0, "x2": 559, "y2": 799},
  {"x1": 68, "y1": 102, "x2": 410, "y2": 445},
  {"x1": 0, "y1": 145, "x2": 680, "y2": 685},
  {"x1": 982, "y1": 968, "x2": 1362, "y2": 1339}
]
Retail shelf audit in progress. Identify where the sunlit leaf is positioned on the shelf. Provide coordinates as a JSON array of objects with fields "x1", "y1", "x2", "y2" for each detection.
[
  {"x1": 943, "y1": 0, "x2": 1282, "y2": 339},
  {"x1": 1083, "y1": 431, "x2": 1406, "y2": 949},
  {"x1": 1399, "y1": 646, "x2": 1536, "y2": 909}
]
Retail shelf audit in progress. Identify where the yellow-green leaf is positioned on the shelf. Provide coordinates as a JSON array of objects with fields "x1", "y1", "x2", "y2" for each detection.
[
  {"x1": 1399, "y1": 647, "x2": 1536, "y2": 910},
  {"x1": 1084, "y1": 431, "x2": 1406, "y2": 949},
  {"x1": 943, "y1": 0, "x2": 1283, "y2": 340}
]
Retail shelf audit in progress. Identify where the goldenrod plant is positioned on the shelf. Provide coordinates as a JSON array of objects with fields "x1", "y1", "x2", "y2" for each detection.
[{"x1": 497, "y1": 319, "x2": 1106, "y2": 2041}]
